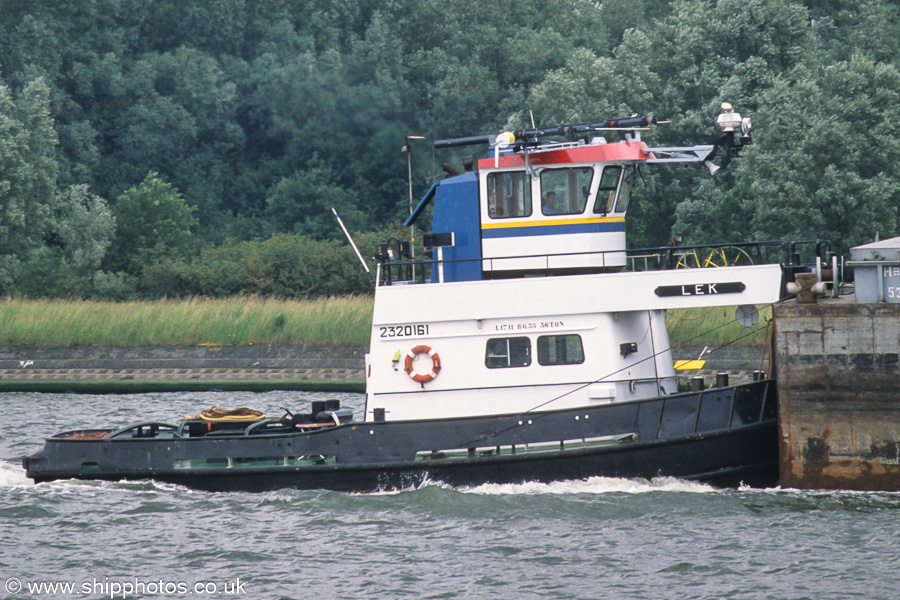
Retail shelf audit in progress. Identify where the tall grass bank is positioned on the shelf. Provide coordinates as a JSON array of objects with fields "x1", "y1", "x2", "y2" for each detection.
[
  {"x1": 0, "y1": 297, "x2": 373, "y2": 392},
  {"x1": 0, "y1": 298, "x2": 768, "y2": 349},
  {"x1": 0, "y1": 296, "x2": 373, "y2": 347}
]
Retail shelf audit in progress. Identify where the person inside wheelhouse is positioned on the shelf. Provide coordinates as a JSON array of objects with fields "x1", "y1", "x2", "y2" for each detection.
[
  {"x1": 540, "y1": 167, "x2": 593, "y2": 216},
  {"x1": 543, "y1": 191, "x2": 559, "y2": 214}
]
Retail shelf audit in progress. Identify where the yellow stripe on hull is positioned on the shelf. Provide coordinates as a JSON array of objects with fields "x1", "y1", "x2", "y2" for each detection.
[{"x1": 482, "y1": 216, "x2": 625, "y2": 229}]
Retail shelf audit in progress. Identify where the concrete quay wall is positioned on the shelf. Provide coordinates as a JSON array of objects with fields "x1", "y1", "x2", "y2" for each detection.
[
  {"x1": 774, "y1": 299, "x2": 900, "y2": 491},
  {"x1": 0, "y1": 344, "x2": 367, "y2": 390},
  {"x1": 0, "y1": 343, "x2": 761, "y2": 392}
]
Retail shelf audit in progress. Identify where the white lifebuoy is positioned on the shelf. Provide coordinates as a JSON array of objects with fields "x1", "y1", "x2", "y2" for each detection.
[{"x1": 404, "y1": 345, "x2": 441, "y2": 384}]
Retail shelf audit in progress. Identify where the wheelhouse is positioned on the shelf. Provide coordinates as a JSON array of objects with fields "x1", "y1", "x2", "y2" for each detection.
[
  {"x1": 479, "y1": 140, "x2": 643, "y2": 275},
  {"x1": 403, "y1": 136, "x2": 650, "y2": 282}
]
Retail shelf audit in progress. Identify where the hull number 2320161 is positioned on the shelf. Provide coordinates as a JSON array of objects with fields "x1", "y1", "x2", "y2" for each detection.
[{"x1": 379, "y1": 324, "x2": 430, "y2": 338}]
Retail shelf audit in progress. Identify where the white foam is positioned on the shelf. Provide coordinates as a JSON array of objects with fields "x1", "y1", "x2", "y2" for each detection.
[
  {"x1": 762, "y1": 485, "x2": 900, "y2": 498},
  {"x1": 364, "y1": 474, "x2": 452, "y2": 496},
  {"x1": 0, "y1": 460, "x2": 188, "y2": 495},
  {"x1": 464, "y1": 476, "x2": 716, "y2": 496},
  {"x1": 0, "y1": 460, "x2": 32, "y2": 487}
]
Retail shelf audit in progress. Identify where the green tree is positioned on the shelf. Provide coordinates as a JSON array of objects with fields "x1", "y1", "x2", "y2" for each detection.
[
  {"x1": 55, "y1": 184, "x2": 116, "y2": 278},
  {"x1": 523, "y1": 0, "x2": 817, "y2": 247},
  {"x1": 803, "y1": 0, "x2": 900, "y2": 64},
  {"x1": 110, "y1": 172, "x2": 198, "y2": 273},
  {"x1": 12, "y1": 247, "x2": 85, "y2": 298},
  {"x1": 0, "y1": 76, "x2": 58, "y2": 292},
  {"x1": 265, "y1": 166, "x2": 364, "y2": 240},
  {"x1": 2, "y1": 0, "x2": 899, "y2": 279},
  {"x1": 736, "y1": 57, "x2": 900, "y2": 253}
]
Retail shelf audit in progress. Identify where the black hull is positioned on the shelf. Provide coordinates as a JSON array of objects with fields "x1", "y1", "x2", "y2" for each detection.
[
  {"x1": 136, "y1": 423, "x2": 779, "y2": 492},
  {"x1": 24, "y1": 380, "x2": 779, "y2": 492}
]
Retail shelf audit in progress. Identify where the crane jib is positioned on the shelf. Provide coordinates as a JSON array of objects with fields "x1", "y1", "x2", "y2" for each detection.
[{"x1": 434, "y1": 115, "x2": 658, "y2": 149}]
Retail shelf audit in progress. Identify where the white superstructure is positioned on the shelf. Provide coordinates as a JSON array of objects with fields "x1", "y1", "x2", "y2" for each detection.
[
  {"x1": 366, "y1": 264, "x2": 782, "y2": 421},
  {"x1": 363, "y1": 107, "x2": 775, "y2": 422}
]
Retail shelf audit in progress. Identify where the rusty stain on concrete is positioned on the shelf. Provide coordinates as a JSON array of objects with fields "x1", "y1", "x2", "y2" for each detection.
[{"x1": 775, "y1": 298, "x2": 900, "y2": 491}]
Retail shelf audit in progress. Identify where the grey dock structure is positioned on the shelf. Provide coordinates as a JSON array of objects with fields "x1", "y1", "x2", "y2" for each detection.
[{"x1": 774, "y1": 237, "x2": 900, "y2": 491}]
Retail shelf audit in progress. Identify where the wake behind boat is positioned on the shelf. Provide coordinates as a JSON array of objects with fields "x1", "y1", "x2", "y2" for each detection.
[{"x1": 24, "y1": 105, "x2": 824, "y2": 491}]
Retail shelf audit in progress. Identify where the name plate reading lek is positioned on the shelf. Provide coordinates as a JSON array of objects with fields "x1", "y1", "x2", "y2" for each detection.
[{"x1": 654, "y1": 282, "x2": 746, "y2": 297}]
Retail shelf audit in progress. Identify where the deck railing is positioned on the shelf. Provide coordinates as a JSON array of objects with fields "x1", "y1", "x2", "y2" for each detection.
[{"x1": 375, "y1": 239, "x2": 832, "y2": 287}]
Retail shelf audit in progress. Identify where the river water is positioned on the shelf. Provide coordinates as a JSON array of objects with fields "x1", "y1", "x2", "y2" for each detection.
[{"x1": 1, "y1": 391, "x2": 899, "y2": 600}]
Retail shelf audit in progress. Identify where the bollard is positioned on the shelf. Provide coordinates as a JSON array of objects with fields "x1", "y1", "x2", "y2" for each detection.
[
  {"x1": 691, "y1": 376, "x2": 704, "y2": 391},
  {"x1": 716, "y1": 372, "x2": 729, "y2": 388},
  {"x1": 795, "y1": 272, "x2": 819, "y2": 304}
]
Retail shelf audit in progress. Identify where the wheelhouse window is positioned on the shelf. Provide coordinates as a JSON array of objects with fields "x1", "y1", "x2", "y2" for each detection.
[
  {"x1": 593, "y1": 165, "x2": 622, "y2": 214},
  {"x1": 487, "y1": 171, "x2": 532, "y2": 218},
  {"x1": 486, "y1": 337, "x2": 531, "y2": 368},
  {"x1": 537, "y1": 335, "x2": 584, "y2": 366},
  {"x1": 613, "y1": 165, "x2": 636, "y2": 213},
  {"x1": 540, "y1": 167, "x2": 593, "y2": 216}
]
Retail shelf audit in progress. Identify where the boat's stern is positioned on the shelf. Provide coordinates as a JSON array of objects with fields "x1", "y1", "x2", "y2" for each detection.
[
  {"x1": 21, "y1": 450, "x2": 48, "y2": 481},
  {"x1": 23, "y1": 429, "x2": 113, "y2": 483}
]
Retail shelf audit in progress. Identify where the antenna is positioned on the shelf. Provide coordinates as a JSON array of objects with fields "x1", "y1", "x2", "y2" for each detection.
[{"x1": 331, "y1": 208, "x2": 373, "y2": 282}]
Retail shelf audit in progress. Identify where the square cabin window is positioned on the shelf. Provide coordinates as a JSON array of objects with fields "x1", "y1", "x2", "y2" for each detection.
[
  {"x1": 485, "y1": 337, "x2": 531, "y2": 368},
  {"x1": 537, "y1": 335, "x2": 585, "y2": 366},
  {"x1": 487, "y1": 171, "x2": 532, "y2": 218},
  {"x1": 540, "y1": 167, "x2": 593, "y2": 215}
]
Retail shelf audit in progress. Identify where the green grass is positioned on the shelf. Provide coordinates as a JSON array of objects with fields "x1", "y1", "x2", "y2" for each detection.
[
  {"x1": 0, "y1": 296, "x2": 374, "y2": 346},
  {"x1": 0, "y1": 297, "x2": 769, "y2": 348},
  {"x1": 666, "y1": 305, "x2": 772, "y2": 347}
]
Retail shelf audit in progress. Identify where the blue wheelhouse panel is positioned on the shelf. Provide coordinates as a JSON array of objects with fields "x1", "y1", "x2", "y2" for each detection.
[{"x1": 430, "y1": 172, "x2": 481, "y2": 282}]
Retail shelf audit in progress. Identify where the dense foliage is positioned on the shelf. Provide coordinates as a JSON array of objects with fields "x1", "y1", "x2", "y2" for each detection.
[{"x1": 0, "y1": 0, "x2": 897, "y2": 298}]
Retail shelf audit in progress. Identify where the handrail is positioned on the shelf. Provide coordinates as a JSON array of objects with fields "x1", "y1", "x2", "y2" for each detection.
[
  {"x1": 106, "y1": 422, "x2": 181, "y2": 439},
  {"x1": 375, "y1": 239, "x2": 831, "y2": 286}
]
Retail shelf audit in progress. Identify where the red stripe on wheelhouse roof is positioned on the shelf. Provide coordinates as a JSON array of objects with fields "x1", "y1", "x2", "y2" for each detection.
[{"x1": 477, "y1": 140, "x2": 650, "y2": 170}]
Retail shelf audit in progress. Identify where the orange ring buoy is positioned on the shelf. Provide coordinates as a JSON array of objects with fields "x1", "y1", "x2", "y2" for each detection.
[{"x1": 404, "y1": 345, "x2": 441, "y2": 384}]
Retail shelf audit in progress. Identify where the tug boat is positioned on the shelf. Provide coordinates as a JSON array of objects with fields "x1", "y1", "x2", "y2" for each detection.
[{"x1": 24, "y1": 105, "x2": 816, "y2": 492}]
